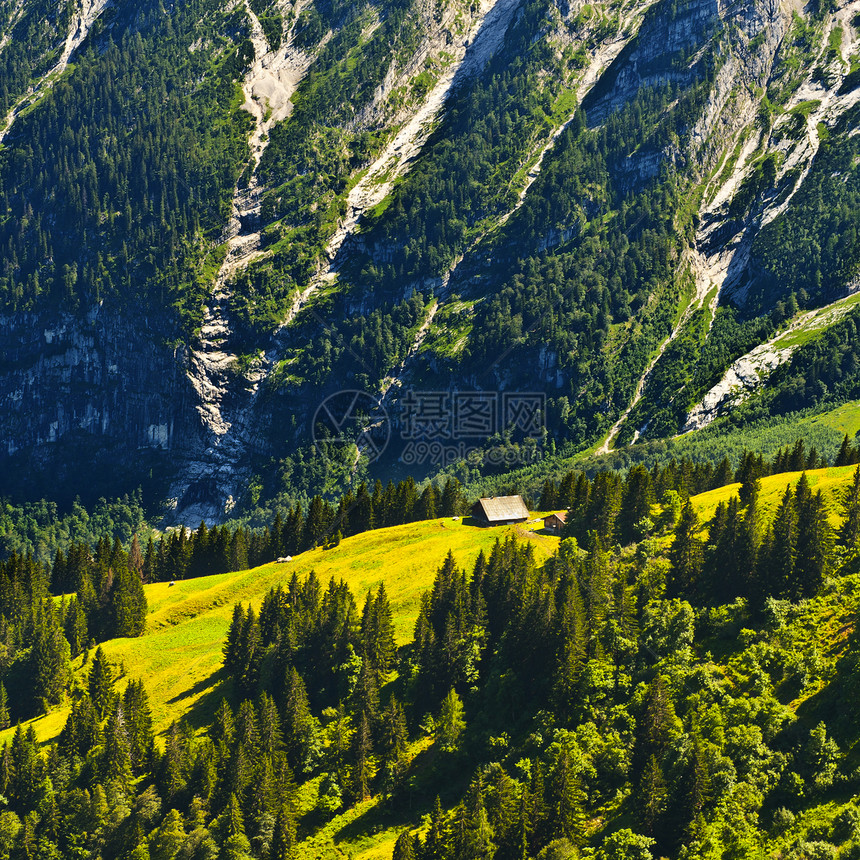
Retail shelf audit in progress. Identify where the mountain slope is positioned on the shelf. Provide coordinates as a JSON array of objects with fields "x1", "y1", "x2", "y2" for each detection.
[
  {"x1": 1, "y1": 0, "x2": 860, "y2": 521},
  {"x1": 1, "y1": 514, "x2": 557, "y2": 746}
]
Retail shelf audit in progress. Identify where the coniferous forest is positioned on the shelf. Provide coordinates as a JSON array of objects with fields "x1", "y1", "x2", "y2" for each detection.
[
  {"x1": 4, "y1": 0, "x2": 860, "y2": 857},
  {"x1": 5, "y1": 445, "x2": 860, "y2": 857}
]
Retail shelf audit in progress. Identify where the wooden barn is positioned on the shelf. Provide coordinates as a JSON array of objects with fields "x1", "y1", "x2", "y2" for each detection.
[
  {"x1": 472, "y1": 495, "x2": 530, "y2": 526},
  {"x1": 543, "y1": 511, "x2": 567, "y2": 534}
]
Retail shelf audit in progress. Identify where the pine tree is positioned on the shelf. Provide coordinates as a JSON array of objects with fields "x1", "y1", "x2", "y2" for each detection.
[
  {"x1": 392, "y1": 830, "x2": 417, "y2": 860},
  {"x1": 89, "y1": 646, "x2": 114, "y2": 720},
  {"x1": 795, "y1": 485, "x2": 832, "y2": 599},
  {"x1": 351, "y1": 710, "x2": 373, "y2": 802},
  {"x1": 269, "y1": 805, "x2": 297, "y2": 860},
  {"x1": 0, "y1": 683, "x2": 9, "y2": 729},
  {"x1": 668, "y1": 501, "x2": 703, "y2": 598},
  {"x1": 31, "y1": 601, "x2": 71, "y2": 708},
  {"x1": 839, "y1": 466, "x2": 860, "y2": 550}
]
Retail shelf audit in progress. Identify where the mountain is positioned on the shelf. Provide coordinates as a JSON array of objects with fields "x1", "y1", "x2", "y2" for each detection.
[{"x1": 1, "y1": 0, "x2": 860, "y2": 522}]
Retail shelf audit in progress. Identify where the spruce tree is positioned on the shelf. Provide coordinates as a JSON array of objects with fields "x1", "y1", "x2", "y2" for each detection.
[
  {"x1": 392, "y1": 830, "x2": 417, "y2": 860},
  {"x1": 0, "y1": 683, "x2": 8, "y2": 729},
  {"x1": 371, "y1": 584, "x2": 396, "y2": 680},
  {"x1": 111, "y1": 565, "x2": 147, "y2": 637},
  {"x1": 128, "y1": 534, "x2": 145, "y2": 582},
  {"x1": 31, "y1": 601, "x2": 71, "y2": 708},
  {"x1": 538, "y1": 479, "x2": 559, "y2": 512},
  {"x1": 441, "y1": 478, "x2": 464, "y2": 516},
  {"x1": 839, "y1": 466, "x2": 860, "y2": 550},
  {"x1": 638, "y1": 755, "x2": 668, "y2": 839},
  {"x1": 771, "y1": 485, "x2": 798, "y2": 599},
  {"x1": 619, "y1": 465, "x2": 654, "y2": 544},
  {"x1": 551, "y1": 740, "x2": 586, "y2": 844},
  {"x1": 64, "y1": 597, "x2": 88, "y2": 658},
  {"x1": 269, "y1": 805, "x2": 297, "y2": 860},
  {"x1": 668, "y1": 501, "x2": 703, "y2": 598},
  {"x1": 89, "y1": 646, "x2": 114, "y2": 720},
  {"x1": 795, "y1": 487, "x2": 832, "y2": 599},
  {"x1": 224, "y1": 603, "x2": 245, "y2": 673},
  {"x1": 282, "y1": 667, "x2": 318, "y2": 774},
  {"x1": 101, "y1": 703, "x2": 133, "y2": 786},
  {"x1": 149, "y1": 808, "x2": 186, "y2": 860},
  {"x1": 836, "y1": 435, "x2": 852, "y2": 466},
  {"x1": 418, "y1": 484, "x2": 439, "y2": 520},
  {"x1": 379, "y1": 696, "x2": 408, "y2": 794},
  {"x1": 352, "y1": 710, "x2": 373, "y2": 802}
]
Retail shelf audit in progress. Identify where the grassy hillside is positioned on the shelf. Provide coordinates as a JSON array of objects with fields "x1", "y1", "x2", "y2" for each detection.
[
  {"x1": 691, "y1": 463, "x2": 860, "y2": 528},
  {"x1": 11, "y1": 464, "x2": 859, "y2": 751},
  {"x1": 2, "y1": 515, "x2": 559, "y2": 748}
]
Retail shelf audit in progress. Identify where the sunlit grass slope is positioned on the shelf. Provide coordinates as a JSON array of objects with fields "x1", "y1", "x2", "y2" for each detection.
[
  {"x1": 691, "y1": 463, "x2": 860, "y2": 528},
  {"x1": 4, "y1": 516, "x2": 558, "y2": 747}
]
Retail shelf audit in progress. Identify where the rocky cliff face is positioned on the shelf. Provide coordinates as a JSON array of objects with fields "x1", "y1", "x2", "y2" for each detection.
[{"x1": 0, "y1": 307, "x2": 200, "y2": 499}]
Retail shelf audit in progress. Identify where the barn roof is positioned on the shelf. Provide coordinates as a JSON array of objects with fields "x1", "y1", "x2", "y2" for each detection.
[
  {"x1": 545, "y1": 511, "x2": 567, "y2": 523},
  {"x1": 474, "y1": 495, "x2": 530, "y2": 522}
]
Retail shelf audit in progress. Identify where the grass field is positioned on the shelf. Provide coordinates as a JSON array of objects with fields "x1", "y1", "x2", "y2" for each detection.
[
  {"x1": 2, "y1": 515, "x2": 560, "y2": 748},
  {"x1": 691, "y1": 463, "x2": 859, "y2": 528},
  {"x1": 5, "y1": 480, "x2": 860, "y2": 859}
]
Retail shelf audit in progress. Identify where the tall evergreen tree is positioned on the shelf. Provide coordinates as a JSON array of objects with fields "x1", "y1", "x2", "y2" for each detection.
[
  {"x1": 668, "y1": 501, "x2": 703, "y2": 598},
  {"x1": 89, "y1": 646, "x2": 114, "y2": 720},
  {"x1": 795, "y1": 483, "x2": 833, "y2": 599},
  {"x1": 0, "y1": 683, "x2": 9, "y2": 730},
  {"x1": 839, "y1": 466, "x2": 860, "y2": 550},
  {"x1": 31, "y1": 601, "x2": 71, "y2": 708}
]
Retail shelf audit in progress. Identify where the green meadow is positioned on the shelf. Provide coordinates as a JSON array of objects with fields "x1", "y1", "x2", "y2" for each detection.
[{"x1": 3, "y1": 516, "x2": 559, "y2": 747}]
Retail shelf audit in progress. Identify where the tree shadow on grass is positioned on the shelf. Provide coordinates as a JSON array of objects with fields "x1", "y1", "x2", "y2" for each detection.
[
  {"x1": 161, "y1": 666, "x2": 234, "y2": 733},
  {"x1": 332, "y1": 743, "x2": 471, "y2": 846}
]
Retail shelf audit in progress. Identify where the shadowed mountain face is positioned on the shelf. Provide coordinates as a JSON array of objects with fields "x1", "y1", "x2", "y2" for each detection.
[{"x1": 1, "y1": 0, "x2": 860, "y2": 518}]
